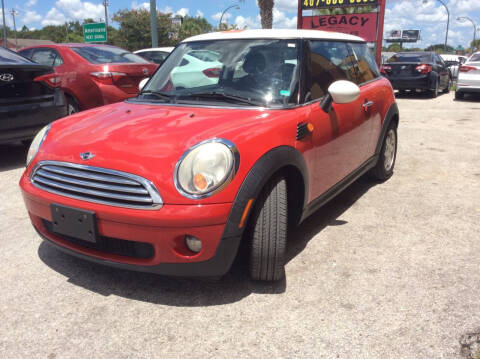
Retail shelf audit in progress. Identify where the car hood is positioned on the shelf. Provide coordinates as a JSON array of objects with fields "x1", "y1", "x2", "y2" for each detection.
[{"x1": 37, "y1": 101, "x2": 297, "y2": 204}]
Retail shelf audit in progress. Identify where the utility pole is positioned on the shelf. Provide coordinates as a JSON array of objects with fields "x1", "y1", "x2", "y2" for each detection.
[
  {"x1": 103, "y1": 0, "x2": 108, "y2": 42},
  {"x1": 1, "y1": 0, "x2": 7, "y2": 48},
  {"x1": 10, "y1": 9, "x2": 18, "y2": 51},
  {"x1": 150, "y1": 0, "x2": 158, "y2": 48}
]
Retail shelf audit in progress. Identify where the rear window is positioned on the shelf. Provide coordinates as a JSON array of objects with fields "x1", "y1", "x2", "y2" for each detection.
[
  {"x1": 71, "y1": 46, "x2": 150, "y2": 64},
  {"x1": 0, "y1": 47, "x2": 35, "y2": 64},
  {"x1": 387, "y1": 53, "x2": 432, "y2": 63},
  {"x1": 469, "y1": 54, "x2": 480, "y2": 62}
]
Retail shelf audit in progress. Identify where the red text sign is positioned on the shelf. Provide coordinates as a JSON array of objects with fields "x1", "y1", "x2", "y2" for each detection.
[{"x1": 302, "y1": 13, "x2": 378, "y2": 42}]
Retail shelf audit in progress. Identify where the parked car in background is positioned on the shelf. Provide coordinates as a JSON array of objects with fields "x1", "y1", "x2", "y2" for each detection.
[
  {"x1": 20, "y1": 29, "x2": 399, "y2": 282},
  {"x1": 19, "y1": 44, "x2": 158, "y2": 114},
  {"x1": 381, "y1": 51, "x2": 451, "y2": 97},
  {"x1": 134, "y1": 47, "x2": 174, "y2": 65},
  {"x1": 455, "y1": 52, "x2": 480, "y2": 100},
  {"x1": 0, "y1": 46, "x2": 66, "y2": 144},
  {"x1": 440, "y1": 54, "x2": 467, "y2": 79}
]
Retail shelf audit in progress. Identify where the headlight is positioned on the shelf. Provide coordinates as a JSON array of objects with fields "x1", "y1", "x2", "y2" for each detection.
[
  {"x1": 174, "y1": 139, "x2": 239, "y2": 198},
  {"x1": 26, "y1": 124, "x2": 51, "y2": 167}
]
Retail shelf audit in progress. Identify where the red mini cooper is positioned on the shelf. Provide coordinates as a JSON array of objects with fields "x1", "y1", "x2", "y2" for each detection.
[{"x1": 20, "y1": 30, "x2": 399, "y2": 281}]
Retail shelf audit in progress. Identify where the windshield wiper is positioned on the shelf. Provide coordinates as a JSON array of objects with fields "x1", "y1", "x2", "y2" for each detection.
[
  {"x1": 179, "y1": 91, "x2": 265, "y2": 107},
  {"x1": 140, "y1": 90, "x2": 176, "y2": 102}
]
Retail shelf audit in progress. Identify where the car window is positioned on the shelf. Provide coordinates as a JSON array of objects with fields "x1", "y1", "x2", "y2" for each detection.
[
  {"x1": 0, "y1": 47, "x2": 35, "y2": 64},
  {"x1": 388, "y1": 53, "x2": 432, "y2": 63},
  {"x1": 469, "y1": 54, "x2": 480, "y2": 62},
  {"x1": 349, "y1": 42, "x2": 380, "y2": 84},
  {"x1": 71, "y1": 46, "x2": 150, "y2": 64},
  {"x1": 31, "y1": 48, "x2": 63, "y2": 67},
  {"x1": 307, "y1": 40, "x2": 356, "y2": 101},
  {"x1": 148, "y1": 51, "x2": 169, "y2": 64},
  {"x1": 18, "y1": 48, "x2": 34, "y2": 60},
  {"x1": 435, "y1": 55, "x2": 444, "y2": 66}
]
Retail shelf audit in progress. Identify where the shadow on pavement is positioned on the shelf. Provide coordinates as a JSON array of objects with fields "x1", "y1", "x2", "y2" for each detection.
[
  {"x1": 0, "y1": 142, "x2": 29, "y2": 172},
  {"x1": 38, "y1": 176, "x2": 377, "y2": 306}
]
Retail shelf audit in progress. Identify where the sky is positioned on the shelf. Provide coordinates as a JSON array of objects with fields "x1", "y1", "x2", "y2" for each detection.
[{"x1": 1, "y1": 0, "x2": 479, "y2": 48}]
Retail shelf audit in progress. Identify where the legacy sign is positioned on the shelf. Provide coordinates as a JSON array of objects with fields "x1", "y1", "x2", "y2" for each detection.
[
  {"x1": 83, "y1": 22, "x2": 107, "y2": 43},
  {"x1": 302, "y1": 13, "x2": 377, "y2": 42}
]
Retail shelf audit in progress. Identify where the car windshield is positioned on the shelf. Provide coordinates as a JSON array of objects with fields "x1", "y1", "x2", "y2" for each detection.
[
  {"x1": 71, "y1": 46, "x2": 150, "y2": 64},
  {"x1": 0, "y1": 47, "x2": 35, "y2": 64},
  {"x1": 387, "y1": 53, "x2": 431, "y2": 63},
  {"x1": 469, "y1": 53, "x2": 480, "y2": 62},
  {"x1": 140, "y1": 39, "x2": 301, "y2": 108}
]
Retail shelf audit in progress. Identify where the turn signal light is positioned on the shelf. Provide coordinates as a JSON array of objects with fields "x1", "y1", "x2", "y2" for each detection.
[
  {"x1": 202, "y1": 68, "x2": 222, "y2": 78},
  {"x1": 90, "y1": 71, "x2": 127, "y2": 85},
  {"x1": 459, "y1": 65, "x2": 476, "y2": 72},
  {"x1": 33, "y1": 73, "x2": 61, "y2": 88},
  {"x1": 415, "y1": 64, "x2": 433, "y2": 74}
]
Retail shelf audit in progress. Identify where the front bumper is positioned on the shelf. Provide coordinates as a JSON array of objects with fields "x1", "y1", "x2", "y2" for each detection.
[{"x1": 20, "y1": 174, "x2": 240, "y2": 276}]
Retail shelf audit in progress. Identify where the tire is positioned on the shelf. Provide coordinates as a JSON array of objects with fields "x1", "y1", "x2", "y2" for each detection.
[
  {"x1": 248, "y1": 176, "x2": 287, "y2": 281},
  {"x1": 455, "y1": 91, "x2": 464, "y2": 100},
  {"x1": 430, "y1": 78, "x2": 439, "y2": 98},
  {"x1": 443, "y1": 77, "x2": 451, "y2": 93},
  {"x1": 67, "y1": 97, "x2": 79, "y2": 115},
  {"x1": 370, "y1": 122, "x2": 397, "y2": 181}
]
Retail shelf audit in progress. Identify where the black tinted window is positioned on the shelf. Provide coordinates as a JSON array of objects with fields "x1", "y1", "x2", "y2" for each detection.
[
  {"x1": 387, "y1": 53, "x2": 432, "y2": 63},
  {"x1": 72, "y1": 46, "x2": 149, "y2": 64},
  {"x1": 307, "y1": 40, "x2": 356, "y2": 100},
  {"x1": 350, "y1": 43, "x2": 379, "y2": 83},
  {"x1": 0, "y1": 47, "x2": 35, "y2": 64}
]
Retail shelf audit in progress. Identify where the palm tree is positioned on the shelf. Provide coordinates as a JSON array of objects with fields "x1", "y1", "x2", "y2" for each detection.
[{"x1": 257, "y1": 0, "x2": 274, "y2": 29}]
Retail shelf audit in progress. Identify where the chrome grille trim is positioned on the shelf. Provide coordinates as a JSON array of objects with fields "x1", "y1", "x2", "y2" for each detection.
[{"x1": 31, "y1": 161, "x2": 163, "y2": 210}]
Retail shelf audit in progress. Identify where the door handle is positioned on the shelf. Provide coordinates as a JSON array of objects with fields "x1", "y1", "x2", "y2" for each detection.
[{"x1": 362, "y1": 101, "x2": 374, "y2": 111}]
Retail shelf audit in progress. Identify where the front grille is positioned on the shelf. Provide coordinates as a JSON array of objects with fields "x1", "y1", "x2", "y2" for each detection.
[
  {"x1": 42, "y1": 219, "x2": 154, "y2": 259},
  {"x1": 31, "y1": 161, "x2": 163, "y2": 209}
]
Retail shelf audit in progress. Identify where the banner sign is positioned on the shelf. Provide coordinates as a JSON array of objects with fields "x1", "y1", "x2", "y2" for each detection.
[
  {"x1": 388, "y1": 30, "x2": 402, "y2": 39},
  {"x1": 401, "y1": 30, "x2": 420, "y2": 41},
  {"x1": 302, "y1": 13, "x2": 378, "y2": 42},
  {"x1": 301, "y1": 0, "x2": 378, "y2": 10}
]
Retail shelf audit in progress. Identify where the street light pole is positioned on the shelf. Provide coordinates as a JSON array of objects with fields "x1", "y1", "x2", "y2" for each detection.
[
  {"x1": 150, "y1": 0, "x2": 158, "y2": 48},
  {"x1": 457, "y1": 16, "x2": 476, "y2": 51},
  {"x1": 103, "y1": 0, "x2": 108, "y2": 42},
  {"x1": 423, "y1": 0, "x2": 450, "y2": 52},
  {"x1": 1, "y1": 0, "x2": 7, "y2": 48},
  {"x1": 219, "y1": 5, "x2": 240, "y2": 28}
]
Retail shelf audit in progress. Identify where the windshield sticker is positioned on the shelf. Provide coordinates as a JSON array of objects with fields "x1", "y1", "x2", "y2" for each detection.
[
  {"x1": 280, "y1": 90, "x2": 291, "y2": 97},
  {"x1": 288, "y1": 43, "x2": 296, "y2": 48}
]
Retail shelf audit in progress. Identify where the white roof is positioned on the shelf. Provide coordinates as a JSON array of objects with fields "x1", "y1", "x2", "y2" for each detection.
[
  {"x1": 440, "y1": 54, "x2": 466, "y2": 61},
  {"x1": 134, "y1": 47, "x2": 175, "y2": 53},
  {"x1": 182, "y1": 29, "x2": 365, "y2": 43}
]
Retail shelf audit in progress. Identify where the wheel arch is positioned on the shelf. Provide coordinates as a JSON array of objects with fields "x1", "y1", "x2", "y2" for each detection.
[
  {"x1": 221, "y1": 145, "x2": 309, "y2": 241},
  {"x1": 375, "y1": 101, "x2": 399, "y2": 156}
]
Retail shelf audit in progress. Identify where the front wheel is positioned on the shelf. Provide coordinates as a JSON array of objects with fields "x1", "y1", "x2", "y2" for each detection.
[
  {"x1": 430, "y1": 78, "x2": 439, "y2": 98},
  {"x1": 248, "y1": 176, "x2": 287, "y2": 281},
  {"x1": 370, "y1": 122, "x2": 397, "y2": 181}
]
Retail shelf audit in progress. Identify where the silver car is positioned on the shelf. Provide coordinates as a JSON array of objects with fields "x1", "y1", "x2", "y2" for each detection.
[{"x1": 456, "y1": 52, "x2": 480, "y2": 100}]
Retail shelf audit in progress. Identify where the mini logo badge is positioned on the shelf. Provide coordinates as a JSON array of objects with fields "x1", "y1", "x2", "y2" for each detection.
[
  {"x1": 142, "y1": 68, "x2": 149, "y2": 75},
  {"x1": 80, "y1": 152, "x2": 95, "y2": 161},
  {"x1": 0, "y1": 73, "x2": 14, "y2": 82},
  {"x1": 401, "y1": 66, "x2": 406, "y2": 70}
]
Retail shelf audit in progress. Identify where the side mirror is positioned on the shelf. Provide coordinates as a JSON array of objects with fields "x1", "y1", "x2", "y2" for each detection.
[
  {"x1": 320, "y1": 80, "x2": 360, "y2": 113},
  {"x1": 139, "y1": 77, "x2": 149, "y2": 91}
]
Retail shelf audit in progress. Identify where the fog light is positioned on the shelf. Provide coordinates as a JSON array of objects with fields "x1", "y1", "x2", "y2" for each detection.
[{"x1": 185, "y1": 235, "x2": 202, "y2": 253}]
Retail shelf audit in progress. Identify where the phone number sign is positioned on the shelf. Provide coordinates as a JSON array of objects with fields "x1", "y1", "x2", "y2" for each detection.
[{"x1": 302, "y1": 0, "x2": 378, "y2": 10}]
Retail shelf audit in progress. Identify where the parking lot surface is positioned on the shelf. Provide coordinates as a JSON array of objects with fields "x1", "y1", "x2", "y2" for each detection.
[{"x1": 1, "y1": 92, "x2": 479, "y2": 358}]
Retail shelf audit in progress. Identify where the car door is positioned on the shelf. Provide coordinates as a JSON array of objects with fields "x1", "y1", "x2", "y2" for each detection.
[
  {"x1": 435, "y1": 54, "x2": 449, "y2": 88},
  {"x1": 299, "y1": 40, "x2": 371, "y2": 200},
  {"x1": 349, "y1": 42, "x2": 384, "y2": 159}
]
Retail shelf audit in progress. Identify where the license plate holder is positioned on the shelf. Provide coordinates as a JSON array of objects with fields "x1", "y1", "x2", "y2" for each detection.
[{"x1": 50, "y1": 204, "x2": 98, "y2": 243}]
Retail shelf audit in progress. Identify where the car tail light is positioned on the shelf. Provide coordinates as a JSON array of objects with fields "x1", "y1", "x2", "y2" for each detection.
[
  {"x1": 33, "y1": 73, "x2": 61, "y2": 88},
  {"x1": 90, "y1": 71, "x2": 127, "y2": 85},
  {"x1": 459, "y1": 65, "x2": 477, "y2": 72},
  {"x1": 415, "y1": 64, "x2": 433, "y2": 74},
  {"x1": 380, "y1": 65, "x2": 392, "y2": 74},
  {"x1": 202, "y1": 68, "x2": 222, "y2": 78}
]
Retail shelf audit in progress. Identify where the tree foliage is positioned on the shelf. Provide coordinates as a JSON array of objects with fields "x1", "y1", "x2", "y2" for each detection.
[{"x1": 424, "y1": 43, "x2": 455, "y2": 53}]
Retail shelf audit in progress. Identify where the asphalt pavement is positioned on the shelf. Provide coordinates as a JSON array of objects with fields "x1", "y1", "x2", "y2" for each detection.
[{"x1": 1, "y1": 91, "x2": 479, "y2": 358}]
